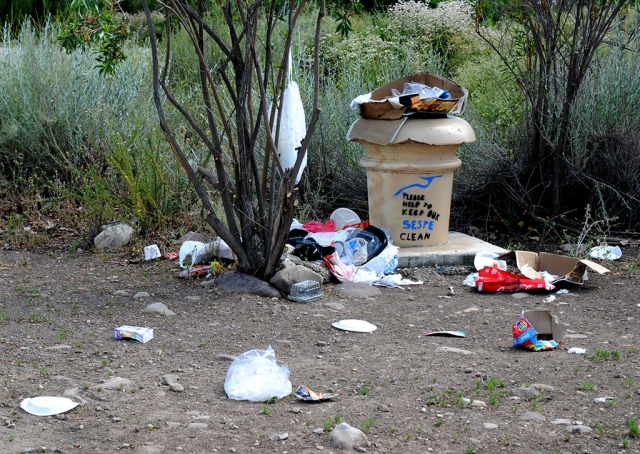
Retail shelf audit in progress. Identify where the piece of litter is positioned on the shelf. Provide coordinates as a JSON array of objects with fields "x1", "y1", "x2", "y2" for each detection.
[
  {"x1": 294, "y1": 385, "x2": 341, "y2": 401},
  {"x1": 438, "y1": 295, "x2": 452, "y2": 299},
  {"x1": 425, "y1": 330, "x2": 466, "y2": 338},
  {"x1": 448, "y1": 286, "x2": 455, "y2": 295},
  {"x1": 332, "y1": 319, "x2": 377, "y2": 333},
  {"x1": 288, "y1": 280, "x2": 323, "y2": 303},
  {"x1": 593, "y1": 397, "x2": 615, "y2": 404},
  {"x1": 114, "y1": 326, "x2": 154, "y2": 344},
  {"x1": 544, "y1": 295, "x2": 556, "y2": 303},
  {"x1": 589, "y1": 245, "x2": 622, "y2": 260},
  {"x1": 556, "y1": 289, "x2": 569, "y2": 294},
  {"x1": 20, "y1": 396, "x2": 79, "y2": 416},
  {"x1": 567, "y1": 347, "x2": 586, "y2": 354}
]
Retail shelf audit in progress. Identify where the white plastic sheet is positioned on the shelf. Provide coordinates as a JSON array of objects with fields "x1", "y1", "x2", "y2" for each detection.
[
  {"x1": 178, "y1": 238, "x2": 234, "y2": 269},
  {"x1": 589, "y1": 245, "x2": 622, "y2": 260}
]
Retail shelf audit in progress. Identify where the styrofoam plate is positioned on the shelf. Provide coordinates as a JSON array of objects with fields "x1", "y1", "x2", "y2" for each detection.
[
  {"x1": 332, "y1": 319, "x2": 377, "y2": 333},
  {"x1": 20, "y1": 396, "x2": 79, "y2": 416}
]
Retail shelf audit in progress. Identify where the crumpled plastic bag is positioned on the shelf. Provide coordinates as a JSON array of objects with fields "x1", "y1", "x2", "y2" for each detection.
[
  {"x1": 224, "y1": 346, "x2": 292, "y2": 402},
  {"x1": 178, "y1": 238, "x2": 234, "y2": 269}
]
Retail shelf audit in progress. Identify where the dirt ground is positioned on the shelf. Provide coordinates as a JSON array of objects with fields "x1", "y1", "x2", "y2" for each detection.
[{"x1": 1, "y1": 241, "x2": 640, "y2": 454}]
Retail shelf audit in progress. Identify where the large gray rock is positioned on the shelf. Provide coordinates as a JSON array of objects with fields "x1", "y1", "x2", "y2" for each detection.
[
  {"x1": 98, "y1": 377, "x2": 132, "y2": 390},
  {"x1": 519, "y1": 411, "x2": 545, "y2": 421},
  {"x1": 566, "y1": 425, "x2": 592, "y2": 434},
  {"x1": 510, "y1": 387, "x2": 539, "y2": 398},
  {"x1": 328, "y1": 423, "x2": 367, "y2": 450},
  {"x1": 216, "y1": 271, "x2": 281, "y2": 297},
  {"x1": 270, "y1": 266, "x2": 323, "y2": 295},
  {"x1": 94, "y1": 223, "x2": 134, "y2": 250},
  {"x1": 301, "y1": 261, "x2": 332, "y2": 284},
  {"x1": 142, "y1": 302, "x2": 175, "y2": 316},
  {"x1": 334, "y1": 282, "x2": 381, "y2": 299}
]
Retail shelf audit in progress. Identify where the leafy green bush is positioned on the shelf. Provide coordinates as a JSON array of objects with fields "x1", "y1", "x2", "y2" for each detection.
[{"x1": 0, "y1": 19, "x2": 194, "y2": 235}]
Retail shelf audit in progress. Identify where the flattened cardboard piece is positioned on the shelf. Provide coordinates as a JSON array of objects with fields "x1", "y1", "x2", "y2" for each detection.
[
  {"x1": 522, "y1": 310, "x2": 566, "y2": 343},
  {"x1": 347, "y1": 118, "x2": 407, "y2": 145},
  {"x1": 359, "y1": 72, "x2": 468, "y2": 120},
  {"x1": 497, "y1": 251, "x2": 609, "y2": 287}
]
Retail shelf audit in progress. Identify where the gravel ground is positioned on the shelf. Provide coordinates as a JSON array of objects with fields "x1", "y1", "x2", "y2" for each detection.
[{"x1": 1, "y1": 246, "x2": 640, "y2": 454}]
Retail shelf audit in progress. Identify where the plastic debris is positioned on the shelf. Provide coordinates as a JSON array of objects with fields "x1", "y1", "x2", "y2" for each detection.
[
  {"x1": 294, "y1": 385, "x2": 341, "y2": 401},
  {"x1": 20, "y1": 396, "x2": 79, "y2": 416},
  {"x1": 178, "y1": 264, "x2": 210, "y2": 278},
  {"x1": 372, "y1": 274, "x2": 424, "y2": 289},
  {"x1": 474, "y1": 251, "x2": 507, "y2": 271},
  {"x1": 224, "y1": 346, "x2": 291, "y2": 402},
  {"x1": 462, "y1": 273, "x2": 478, "y2": 287},
  {"x1": 288, "y1": 280, "x2": 324, "y2": 303},
  {"x1": 568, "y1": 347, "x2": 586, "y2": 354},
  {"x1": 332, "y1": 319, "x2": 377, "y2": 333},
  {"x1": 424, "y1": 330, "x2": 466, "y2": 338},
  {"x1": 544, "y1": 295, "x2": 556, "y2": 303},
  {"x1": 589, "y1": 245, "x2": 622, "y2": 260},
  {"x1": 556, "y1": 289, "x2": 569, "y2": 294}
]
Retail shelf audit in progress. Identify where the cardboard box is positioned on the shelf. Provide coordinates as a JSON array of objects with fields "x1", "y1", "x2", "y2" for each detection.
[
  {"x1": 358, "y1": 72, "x2": 468, "y2": 120},
  {"x1": 496, "y1": 251, "x2": 610, "y2": 287},
  {"x1": 522, "y1": 310, "x2": 566, "y2": 343},
  {"x1": 114, "y1": 325, "x2": 153, "y2": 344}
]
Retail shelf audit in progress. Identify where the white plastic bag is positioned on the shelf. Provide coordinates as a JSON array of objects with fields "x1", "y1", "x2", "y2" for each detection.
[
  {"x1": 271, "y1": 50, "x2": 307, "y2": 184},
  {"x1": 178, "y1": 238, "x2": 235, "y2": 269},
  {"x1": 224, "y1": 346, "x2": 292, "y2": 402},
  {"x1": 589, "y1": 245, "x2": 622, "y2": 260}
]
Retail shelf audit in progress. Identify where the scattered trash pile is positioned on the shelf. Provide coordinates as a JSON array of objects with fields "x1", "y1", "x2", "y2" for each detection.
[
  {"x1": 464, "y1": 250, "x2": 610, "y2": 293},
  {"x1": 286, "y1": 209, "x2": 420, "y2": 287},
  {"x1": 350, "y1": 71, "x2": 468, "y2": 119}
]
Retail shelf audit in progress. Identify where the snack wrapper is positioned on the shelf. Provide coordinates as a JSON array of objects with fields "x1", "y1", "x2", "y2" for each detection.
[
  {"x1": 476, "y1": 266, "x2": 555, "y2": 292},
  {"x1": 294, "y1": 385, "x2": 340, "y2": 401},
  {"x1": 512, "y1": 316, "x2": 558, "y2": 351}
]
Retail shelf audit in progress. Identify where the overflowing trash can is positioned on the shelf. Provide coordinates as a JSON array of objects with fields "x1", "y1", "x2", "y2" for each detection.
[{"x1": 348, "y1": 72, "x2": 476, "y2": 247}]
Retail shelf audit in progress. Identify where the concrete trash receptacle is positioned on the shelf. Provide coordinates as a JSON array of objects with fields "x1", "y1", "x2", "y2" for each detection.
[{"x1": 347, "y1": 116, "x2": 476, "y2": 247}]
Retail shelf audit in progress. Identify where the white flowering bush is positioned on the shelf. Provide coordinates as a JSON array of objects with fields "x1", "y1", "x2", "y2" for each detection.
[
  {"x1": 384, "y1": 0, "x2": 476, "y2": 72},
  {"x1": 320, "y1": 31, "x2": 396, "y2": 77}
]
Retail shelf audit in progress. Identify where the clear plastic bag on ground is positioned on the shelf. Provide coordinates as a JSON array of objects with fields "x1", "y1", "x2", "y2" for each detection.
[{"x1": 224, "y1": 346, "x2": 292, "y2": 402}]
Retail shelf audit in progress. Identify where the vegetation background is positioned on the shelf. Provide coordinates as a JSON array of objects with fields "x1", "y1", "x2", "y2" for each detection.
[{"x1": 1, "y1": 0, "x2": 639, "y2": 256}]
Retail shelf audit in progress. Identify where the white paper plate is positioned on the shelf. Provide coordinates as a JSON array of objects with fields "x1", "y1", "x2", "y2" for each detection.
[
  {"x1": 332, "y1": 319, "x2": 377, "y2": 333},
  {"x1": 20, "y1": 396, "x2": 79, "y2": 416}
]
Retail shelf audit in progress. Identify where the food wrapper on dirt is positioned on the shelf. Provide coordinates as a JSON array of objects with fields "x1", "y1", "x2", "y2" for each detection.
[
  {"x1": 475, "y1": 266, "x2": 555, "y2": 292},
  {"x1": 178, "y1": 264, "x2": 210, "y2": 278},
  {"x1": 512, "y1": 316, "x2": 558, "y2": 351},
  {"x1": 294, "y1": 385, "x2": 341, "y2": 401}
]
